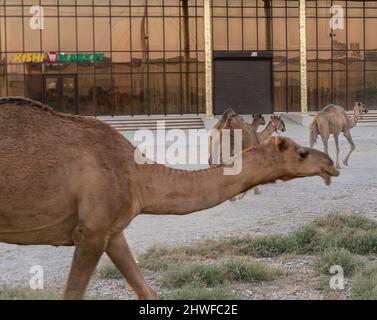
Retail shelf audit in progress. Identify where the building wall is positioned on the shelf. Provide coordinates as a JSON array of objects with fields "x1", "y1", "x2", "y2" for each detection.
[
  {"x1": 0, "y1": 0, "x2": 205, "y2": 115},
  {"x1": 0, "y1": 1, "x2": 376, "y2": 115}
]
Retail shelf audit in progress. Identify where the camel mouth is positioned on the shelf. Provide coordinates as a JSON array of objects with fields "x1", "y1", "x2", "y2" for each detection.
[
  {"x1": 320, "y1": 173, "x2": 332, "y2": 186},
  {"x1": 320, "y1": 167, "x2": 340, "y2": 186}
]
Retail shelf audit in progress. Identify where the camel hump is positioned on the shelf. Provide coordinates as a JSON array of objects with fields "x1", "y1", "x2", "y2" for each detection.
[
  {"x1": 0, "y1": 96, "x2": 53, "y2": 112},
  {"x1": 322, "y1": 104, "x2": 337, "y2": 112},
  {"x1": 321, "y1": 104, "x2": 346, "y2": 114}
]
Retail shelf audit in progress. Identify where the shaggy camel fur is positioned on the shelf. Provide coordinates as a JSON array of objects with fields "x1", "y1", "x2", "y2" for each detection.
[
  {"x1": 309, "y1": 102, "x2": 368, "y2": 169},
  {"x1": 0, "y1": 97, "x2": 339, "y2": 300}
]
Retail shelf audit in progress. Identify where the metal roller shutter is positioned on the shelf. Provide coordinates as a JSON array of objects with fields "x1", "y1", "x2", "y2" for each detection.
[{"x1": 214, "y1": 53, "x2": 273, "y2": 115}]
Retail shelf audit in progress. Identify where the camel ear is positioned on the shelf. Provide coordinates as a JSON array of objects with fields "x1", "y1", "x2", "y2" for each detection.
[{"x1": 275, "y1": 136, "x2": 289, "y2": 151}]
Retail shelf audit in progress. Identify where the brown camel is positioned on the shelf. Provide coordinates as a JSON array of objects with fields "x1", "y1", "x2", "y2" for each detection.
[
  {"x1": 208, "y1": 113, "x2": 286, "y2": 196},
  {"x1": 257, "y1": 115, "x2": 286, "y2": 143},
  {"x1": 208, "y1": 110, "x2": 265, "y2": 166},
  {"x1": 250, "y1": 113, "x2": 266, "y2": 131},
  {"x1": 0, "y1": 97, "x2": 339, "y2": 300},
  {"x1": 309, "y1": 102, "x2": 368, "y2": 169}
]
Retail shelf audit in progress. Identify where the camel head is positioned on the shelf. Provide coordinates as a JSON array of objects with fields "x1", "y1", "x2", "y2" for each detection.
[
  {"x1": 353, "y1": 102, "x2": 368, "y2": 119},
  {"x1": 270, "y1": 115, "x2": 286, "y2": 133},
  {"x1": 225, "y1": 113, "x2": 256, "y2": 148},
  {"x1": 214, "y1": 108, "x2": 237, "y2": 130},
  {"x1": 222, "y1": 108, "x2": 237, "y2": 119},
  {"x1": 251, "y1": 113, "x2": 266, "y2": 127},
  {"x1": 259, "y1": 136, "x2": 340, "y2": 186}
]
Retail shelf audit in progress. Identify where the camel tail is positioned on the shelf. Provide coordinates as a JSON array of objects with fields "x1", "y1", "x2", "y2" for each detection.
[{"x1": 309, "y1": 120, "x2": 319, "y2": 147}]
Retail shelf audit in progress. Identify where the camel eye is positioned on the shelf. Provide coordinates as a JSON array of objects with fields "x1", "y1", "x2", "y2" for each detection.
[{"x1": 299, "y1": 149, "x2": 309, "y2": 160}]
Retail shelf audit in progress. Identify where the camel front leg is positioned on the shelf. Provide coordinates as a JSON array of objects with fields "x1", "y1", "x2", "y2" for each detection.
[
  {"x1": 333, "y1": 134, "x2": 341, "y2": 169},
  {"x1": 343, "y1": 131, "x2": 356, "y2": 166},
  {"x1": 64, "y1": 228, "x2": 108, "y2": 300},
  {"x1": 106, "y1": 233, "x2": 157, "y2": 300}
]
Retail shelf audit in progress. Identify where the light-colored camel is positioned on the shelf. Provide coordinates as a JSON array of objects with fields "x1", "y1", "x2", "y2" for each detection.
[
  {"x1": 309, "y1": 102, "x2": 368, "y2": 169},
  {"x1": 0, "y1": 97, "x2": 339, "y2": 300}
]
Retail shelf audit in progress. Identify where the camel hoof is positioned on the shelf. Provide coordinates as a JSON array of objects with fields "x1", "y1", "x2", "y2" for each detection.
[
  {"x1": 343, "y1": 161, "x2": 348, "y2": 166},
  {"x1": 336, "y1": 164, "x2": 341, "y2": 169}
]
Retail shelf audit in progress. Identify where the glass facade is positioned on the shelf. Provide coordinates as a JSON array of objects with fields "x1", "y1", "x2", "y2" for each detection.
[
  {"x1": 0, "y1": 1, "x2": 376, "y2": 115},
  {"x1": 306, "y1": 0, "x2": 377, "y2": 111},
  {"x1": 212, "y1": 0, "x2": 301, "y2": 111},
  {"x1": 0, "y1": 0, "x2": 205, "y2": 115}
]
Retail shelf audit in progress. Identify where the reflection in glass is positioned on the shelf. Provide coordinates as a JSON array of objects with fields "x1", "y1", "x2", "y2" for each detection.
[
  {"x1": 77, "y1": 18, "x2": 94, "y2": 51},
  {"x1": 273, "y1": 72, "x2": 287, "y2": 112},
  {"x1": 307, "y1": 71, "x2": 318, "y2": 111},
  {"x1": 287, "y1": 72, "x2": 300, "y2": 111},
  {"x1": 348, "y1": 71, "x2": 364, "y2": 106},
  {"x1": 60, "y1": 18, "x2": 77, "y2": 51},
  {"x1": 42, "y1": 18, "x2": 59, "y2": 51},
  {"x1": 113, "y1": 74, "x2": 132, "y2": 115},
  {"x1": 94, "y1": 74, "x2": 112, "y2": 115},
  {"x1": 78, "y1": 74, "x2": 95, "y2": 115},
  {"x1": 23, "y1": 17, "x2": 41, "y2": 52},
  {"x1": 166, "y1": 73, "x2": 181, "y2": 114},
  {"x1": 6, "y1": 18, "x2": 23, "y2": 51},
  {"x1": 333, "y1": 71, "x2": 347, "y2": 106},
  {"x1": 365, "y1": 71, "x2": 377, "y2": 108},
  {"x1": 25, "y1": 75, "x2": 42, "y2": 102},
  {"x1": 317, "y1": 71, "x2": 332, "y2": 107}
]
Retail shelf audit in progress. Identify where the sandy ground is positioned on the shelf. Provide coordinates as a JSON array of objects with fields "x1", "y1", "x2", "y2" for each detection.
[{"x1": 0, "y1": 117, "x2": 376, "y2": 293}]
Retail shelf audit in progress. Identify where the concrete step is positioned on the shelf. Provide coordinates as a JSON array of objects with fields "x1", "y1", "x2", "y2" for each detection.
[
  {"x1": 282, "y1": 110, "x2": 377, "y2": 127},
  {"x1": 100, "y1": 115, "x2": 205, "y2": 131}
]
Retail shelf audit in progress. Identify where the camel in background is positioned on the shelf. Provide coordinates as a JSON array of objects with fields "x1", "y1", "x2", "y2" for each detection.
[
  {"x1": 257, "y1": 115, "x2": 286, "y2": 142},
  {"x1": 309, "y1": 102, "x2": 368, "y2": 169},
  {"x1": 208, "y1": 109, "x2": 265, "y2": 166},
  {"x1": 209, "y1": 112, "x2": 286, "y2": 196},
  {"x1": 0, "y1": 97, "x2": 339, "y2": 299}
]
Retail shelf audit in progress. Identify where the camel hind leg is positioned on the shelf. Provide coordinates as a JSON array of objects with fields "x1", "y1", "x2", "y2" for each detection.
[
  {"x1": 318, "y1": 121, "x2": 330, "y2": 155},
  {"x1": 333, "y1": 134, "x2": 341, "y2": 169},
  {"x1": 343, "y1": 131, "x2": 356, "y2": 166},
  {"x1": 106, "y1": 233, "x2": 157, "y2": 300},
  {"x1": 64, "y1": 225, "x2": 108, "y2": 299}
]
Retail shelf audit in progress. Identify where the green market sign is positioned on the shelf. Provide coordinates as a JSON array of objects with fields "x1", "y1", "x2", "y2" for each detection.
[{"x1": 13, "y1": 52, "x2": 105, "y2": 63}]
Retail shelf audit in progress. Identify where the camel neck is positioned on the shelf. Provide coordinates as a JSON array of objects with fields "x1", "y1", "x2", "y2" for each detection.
[
  {"x1": 134, "y1": 148, "x2": 279, "y2": 215},
  {"x1": 257, "y1": 121, "x2": 276, "y2": 143},
  {"x1": 348, "y1": 113, "x2": 359, "y2": 128}
]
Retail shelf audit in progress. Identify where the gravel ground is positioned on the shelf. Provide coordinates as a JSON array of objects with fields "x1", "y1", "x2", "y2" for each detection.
[{"x1": 0, "y1": 117, "x2": 376, "y2": 296}]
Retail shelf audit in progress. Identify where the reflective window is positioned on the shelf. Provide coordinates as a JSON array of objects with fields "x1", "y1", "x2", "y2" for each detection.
[
  {"x1": 307, "y1": 1, "x2": 377, "y2": 111},
  {"x1": 212, "y1": 0, "x2": 300, "y2": 112}
]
